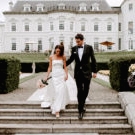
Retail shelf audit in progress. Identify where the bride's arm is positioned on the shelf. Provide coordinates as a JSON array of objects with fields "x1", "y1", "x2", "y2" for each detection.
[
  {"x1": 44, "y1": 56, "x2": 52, "y2": 80},
  {"x1": 63, "y1": 55, "x2": 68, "y2": 81}
]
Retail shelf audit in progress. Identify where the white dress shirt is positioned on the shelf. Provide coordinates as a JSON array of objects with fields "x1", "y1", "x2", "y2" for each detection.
[{"x1": 78, "y1": 44, "x2": 84, "y2": 61}]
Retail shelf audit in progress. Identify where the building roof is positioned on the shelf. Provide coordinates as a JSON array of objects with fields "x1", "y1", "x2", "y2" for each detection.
[{"x1": 3, "y1": 0, "x2": 121, "y2": 14}]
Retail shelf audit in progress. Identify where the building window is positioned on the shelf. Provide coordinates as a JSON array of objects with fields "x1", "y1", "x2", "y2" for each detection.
[
  {"x1": 49, "y1": 37, "x2": 54, "y2": 50},
  {"x1": 92, "y1": 3, "x2": 100, "y2": 11},
  {"x1": 129, "y1": 3, "x2": 133, "y2": 11},
  {"x1": 94, "y1": 22, "x2": 98, "y2": 31},
  {"x1": 38, "y1": 39, "x2": 42, "y2": 51},
  {"x1": 11, "y1": 23, "x2": 16, "y2": 31},
  {"x1": 59, "y1": 35, "x2": 64, "y2": 43},
  {"x1": 79, "y1": 3, "x2": 87, "y2": 11},
  {"x1": 94, "y1": 38, "x2": 99, "y2": 52},
  {"x1": 59, "y1": 21, "x2": 64, "y2": 30},
  {"x1": 119, "y1": 23, "x2": 121, "y2": 31},
  {"x1": 70, "y1": 22, "x2": 74, "y2": 31},
  {"x1": 118, "y1": 38, "x2": 121, "y2": 50},
  {"x1": 12, "y1": 39, "x2": 16, "y2": 50},
  {"x1": 107, "y1": 22, "x2": 112, "y2": 31},
  {"x1": 25, "y1": 22, "x2": 29, "y2": 31},
  {"x1": 107, "y1": 38, "x2": 112, "y2": 50},
  {"x1": 38, "y1": 23, "x2": 42, "y2": 31},
  {"x1": 81, "y1": 22, "x2": 85, "y2": 31},
  {"x1": 70, "y1": 37, "x2": 73, "y2": 47},
  {"x1": 128, "y1": 21, "x2": 133, "y2": 34},
  {"x1": 50, "y1": 22, "x2": 54, "y2": 31},
  {"x1": 129, "y1": 39, "x2": 133, "y2": 50}
]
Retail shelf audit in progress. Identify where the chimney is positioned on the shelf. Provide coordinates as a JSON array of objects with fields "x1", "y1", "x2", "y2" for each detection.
[{"x1": 9, "y1": 1, "x2": 13, "y2": 11}]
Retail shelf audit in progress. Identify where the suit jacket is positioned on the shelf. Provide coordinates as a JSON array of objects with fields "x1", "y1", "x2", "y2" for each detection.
[{"x1": 66, "y1": 44, "x2": 97, "y2": 79}]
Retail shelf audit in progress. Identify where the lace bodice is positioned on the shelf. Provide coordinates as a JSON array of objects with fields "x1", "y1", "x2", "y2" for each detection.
[{"x1": 52, "y1": 60, "x2": 63, "y2": 69}]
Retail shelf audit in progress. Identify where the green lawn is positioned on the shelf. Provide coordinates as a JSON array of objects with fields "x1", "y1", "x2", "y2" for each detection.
[{"x1": 0, "y1": 51, "x2": 135, "y2": 63}]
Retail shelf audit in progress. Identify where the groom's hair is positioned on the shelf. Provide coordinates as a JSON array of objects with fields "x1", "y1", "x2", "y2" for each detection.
[
  {"x1": 54, "y1": 44, "x2": 64, "y2": 56},
  {"x1": 75, "y1": 33, "x2": 84, "y2": 41}
]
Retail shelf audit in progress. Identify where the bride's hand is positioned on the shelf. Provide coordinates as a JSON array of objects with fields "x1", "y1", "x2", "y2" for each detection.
[
  {"x1": 64, "y1": 75, "x2": 68, "y2": 81},
  {"x1": 44, "y1": 77, "x2": 48, "y2": 81}
]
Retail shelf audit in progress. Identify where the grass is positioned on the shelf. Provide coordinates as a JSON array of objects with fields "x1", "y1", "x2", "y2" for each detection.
[
  {"x1": 0, "y1": 51, "x2": 135, "y2": 63},
  {"x1": 0, "y1": 53, "x2": 49, "y2": 63},
  {"x1": 19, "y1": 73, "x2": 42, "y2": 83}
]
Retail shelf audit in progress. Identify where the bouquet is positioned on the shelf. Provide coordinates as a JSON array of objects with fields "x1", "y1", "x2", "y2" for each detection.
[{"x1": 36, "y1": 77, "x2": 52, "y2": 89}]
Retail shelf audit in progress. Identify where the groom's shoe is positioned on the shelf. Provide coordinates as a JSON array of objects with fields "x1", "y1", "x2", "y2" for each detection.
[
  {"x1": 78, "y1": 113, "x2": 83, "y2": 120},
  {"x1": 83, "y1": 108, "x2": 86, "y2": 113}
]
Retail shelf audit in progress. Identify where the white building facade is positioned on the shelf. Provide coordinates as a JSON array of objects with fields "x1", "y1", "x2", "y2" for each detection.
[{"x1": 0, "y1": 0, "x2": 135, "y2": 53}]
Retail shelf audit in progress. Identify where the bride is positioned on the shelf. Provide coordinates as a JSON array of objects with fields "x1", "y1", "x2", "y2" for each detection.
[{"x1": 42, "y1": 44, "x2": 70, "y2": 118}]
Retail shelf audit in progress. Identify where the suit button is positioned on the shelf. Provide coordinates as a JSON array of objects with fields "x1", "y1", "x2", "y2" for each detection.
[{"x1": 80, "y1": 67, "x2": 82, "y2": 69}]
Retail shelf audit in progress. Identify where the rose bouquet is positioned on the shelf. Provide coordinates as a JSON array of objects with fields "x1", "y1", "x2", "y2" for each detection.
[{"x1": 36, "y1": 77, "x2": 52, "y2": 89}]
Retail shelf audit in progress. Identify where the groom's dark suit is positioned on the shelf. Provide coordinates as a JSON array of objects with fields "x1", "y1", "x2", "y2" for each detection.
[{"x1": 66, "y1": 44, "x2": 96, "y2": 113}]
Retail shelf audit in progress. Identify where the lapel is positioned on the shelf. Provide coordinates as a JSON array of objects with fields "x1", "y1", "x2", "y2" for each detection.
[{"x1": 76, "y1": 46, "x2": 80, "y2": 62}]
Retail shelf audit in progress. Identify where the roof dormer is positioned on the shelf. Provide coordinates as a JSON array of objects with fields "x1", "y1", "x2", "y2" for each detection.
[
  {"x1": 23, "y1": 3, "x2": 31, "y2": 12},
  {"x1": 79, "y1": 3, "x2": 87, "y2": 11},
  {"x1": 92, "y1": 3, "x2": 100, "y2": 11},
  {"x1": 58, "y1": 3, "x2": 65, "y2": 10},
  {"x1": 36, "y1": 3, "x2": 44, "y2": 12}
]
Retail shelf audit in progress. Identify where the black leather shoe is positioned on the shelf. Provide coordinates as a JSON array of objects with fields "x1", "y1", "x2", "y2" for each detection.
[
  {"x1": 78, "y1": 113, "x2": 83, "y2": 120},
  {"x1": 83, "y1": 108, "x2": 86, "y2": 113}
]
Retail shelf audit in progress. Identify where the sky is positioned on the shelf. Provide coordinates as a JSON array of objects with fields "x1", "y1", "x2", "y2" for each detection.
[{"x1": 0, "y1": 0, "x2": 124, "y2": 21}]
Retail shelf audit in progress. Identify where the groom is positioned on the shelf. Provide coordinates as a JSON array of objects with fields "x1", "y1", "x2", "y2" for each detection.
[{"x1": 66, "y1": 33, "x2": 97, "y2": 120}]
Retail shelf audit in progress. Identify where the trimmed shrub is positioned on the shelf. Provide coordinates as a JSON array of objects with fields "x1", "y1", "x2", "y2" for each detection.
[
  {"x1": 0, "y1": 57, "x2": 21, "y2": 94},
  {"x1": 96, "y1": 62, "x2": 109, "y2": 71},
  {"x1": 108, "y1": 55, "x2": 135, "y2": 91},
  {"x1": 21, "y1": 62, "x2": 49, "y2": 73},
  {"x1": 21, "y1": 63, "x2": 33, "y2": 73}
]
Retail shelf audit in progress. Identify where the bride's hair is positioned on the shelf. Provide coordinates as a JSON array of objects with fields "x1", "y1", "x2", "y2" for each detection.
[{"x1": 54, "y1": 44, "x2": 64, "y2": 56}]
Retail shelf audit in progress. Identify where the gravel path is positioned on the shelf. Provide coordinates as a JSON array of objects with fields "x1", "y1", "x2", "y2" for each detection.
[{"x1": 0, "y1": 71, "x2": 118, "y2": 102}]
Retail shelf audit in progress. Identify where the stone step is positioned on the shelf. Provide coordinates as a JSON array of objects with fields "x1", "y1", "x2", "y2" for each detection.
[
  {"x1": 0, "y1": 116, "x2": 128, "y2": 124},
  {"x1": 0, "y1": 124, "x2": 132, "y2": 134},
  {"x1": 0, "y1": 102, "x2": 121, "y2": 109},
  {"x1": 0, "y1": 108, "x2": 124, "y2": 117},
  {"x1": 15, "y1": 134, "x2": 99, "y2": 135}
]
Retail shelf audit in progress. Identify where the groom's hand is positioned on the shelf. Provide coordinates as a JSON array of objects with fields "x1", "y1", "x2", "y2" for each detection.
[{"x1": 92, "y1": 73, "x2": 97, "y2": 78}]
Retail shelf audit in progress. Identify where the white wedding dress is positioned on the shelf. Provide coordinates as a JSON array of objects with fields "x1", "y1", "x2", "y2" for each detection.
[{"x1": 41, "y1": 59, "x2": 70, "y2": 114}]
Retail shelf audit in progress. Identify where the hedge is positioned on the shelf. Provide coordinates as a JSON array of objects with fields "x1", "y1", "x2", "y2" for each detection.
[
  {"x1": 108, "y1": 55, "x2": 135, "y2": 91},
  {"x1": 0, "y1": 57, "x2": 21, "y2": 94},
  {"x1": 21, "y1": 62, "x2": 49, "y2": 73}
]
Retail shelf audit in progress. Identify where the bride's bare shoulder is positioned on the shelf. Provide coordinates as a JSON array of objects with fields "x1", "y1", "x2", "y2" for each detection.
[
  {"x1": 63, "y1": 55, "x2": 66, "y2": 60},
  {"x1": 49, "y1": 55, "x2": 54, "y2": 60}
]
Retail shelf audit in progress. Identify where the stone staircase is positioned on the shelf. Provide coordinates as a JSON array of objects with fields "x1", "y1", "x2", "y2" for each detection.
[{"x1": 0, "y1": 101, "x2": 134, "y2": 135}]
